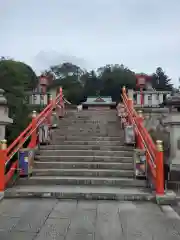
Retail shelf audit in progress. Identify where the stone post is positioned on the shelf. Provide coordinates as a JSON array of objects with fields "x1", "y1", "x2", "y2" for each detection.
[
  {"x1": 158, "y1": 93, "x2": 164, "y2": 105},
  {"x1": 151, "y1": 93, "x2": 158, "y2": 107},
  {"x1": 0, "y1": 89, "x2": 13, "y2": 140},
  {"x1": 127, "y1": 89, "x2": 134, "y2": 100},
  {"x1": 163, "y1": 114, "x2": 180, "y2": 167},
  {"x1": 136, "y1": 93, "x2": 141, "y2": 105}
]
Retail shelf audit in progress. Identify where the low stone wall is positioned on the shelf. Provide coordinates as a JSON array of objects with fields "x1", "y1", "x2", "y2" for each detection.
[
  {"x1": 136, "y1": 107, "x2": 180, "y2": 192},
  {"x1": 136, "y1": 107, "x2": 170, "y2": 163}
]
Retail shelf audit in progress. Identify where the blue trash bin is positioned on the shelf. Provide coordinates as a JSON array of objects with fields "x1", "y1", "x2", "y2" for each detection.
[{"x1": 18, "y1": 148, "x2": 34, "y2": 177}]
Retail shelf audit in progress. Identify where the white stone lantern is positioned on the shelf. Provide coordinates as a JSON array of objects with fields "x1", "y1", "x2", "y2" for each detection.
[{"x1": 0, "y1": 89, "x2": 13, "y2": 140}]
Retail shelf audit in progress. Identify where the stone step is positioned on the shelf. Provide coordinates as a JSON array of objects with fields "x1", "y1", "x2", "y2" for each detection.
[
  {"x1": 50, "y1": 140, "x2": 124, "y2": 146},
  {"x1": 54, "y1": 124, "x2": 120, "y2": 127},
  {"x1": 17, "y1": 176, "x2": 146, "y2": 187},
  {"x1": 37, "y1": 149, "x2": 133, "y2": 157},
  {"x1": 35, "y1": 155, "x2": 133, "y2": 163},
  {"x1": 57, "y1": 120, "x2": 118, "y2": 124},
  {"x1": 56, "y1": 125, "x2": 120, "y2": 129},
  {"x1": 39, "y1": 145, "x2": 133, "y2": 151},
  {"x1": 53, "y1": 127, "x2": 121, "y2": 130},
  {"x1": 53, "y1": 133, "x2": 123, "y2": 137},
  {"x1": 53, "y1": 130, "x2": 122, "y2": 135},
  {"x1": 5, "y1": 185, "x2": 153, "y2": 201},
  {"x1": 32, "y1": 169, "x2": 134, "y2": 177},
  {"x1": 58, "y1": 122, "x2": 119, "y2": 124},
  {"x1": 57, "y1": 120, "x2": 112, "y2": 123},
  {"x1": 34, "y1": 161, "x2": 134, "y2": 170},
  {"x1": 51, "y1": 136, "x2": 124, "y2": 141}
]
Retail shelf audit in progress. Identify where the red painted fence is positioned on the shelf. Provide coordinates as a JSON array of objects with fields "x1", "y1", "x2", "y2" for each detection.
[
  {"x1": 0, "y1": 87, "x2": 65, "y2": 192},
  {"x1": 121, "y1": 86, "x2": 164, "y2": 195}
]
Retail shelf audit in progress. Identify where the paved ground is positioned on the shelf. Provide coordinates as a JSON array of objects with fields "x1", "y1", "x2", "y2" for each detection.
[
  {"x1": 0, "y1": 199, "x2": 180, "y2": 239},
  {"x1": 171, "y1": 201, "x2": 180, "y2": 215}
]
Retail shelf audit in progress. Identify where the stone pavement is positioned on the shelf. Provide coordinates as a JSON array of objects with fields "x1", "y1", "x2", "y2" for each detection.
[
  {"x1": 171, "y1": 201, "x2": 180, "y2": 216},
  {"x1": 0, "y1": 199, "x2": 180, "y2": 239}
]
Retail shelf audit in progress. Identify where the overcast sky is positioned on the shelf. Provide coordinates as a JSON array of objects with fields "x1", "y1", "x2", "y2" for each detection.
[{"x1": 0, "y1": 0, "x2": 180, "y2": 86}]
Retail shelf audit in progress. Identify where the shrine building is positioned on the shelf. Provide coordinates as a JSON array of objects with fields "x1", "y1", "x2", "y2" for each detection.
[{"x1": 82, "y1": 96, "x2": 116, "y2": 110}]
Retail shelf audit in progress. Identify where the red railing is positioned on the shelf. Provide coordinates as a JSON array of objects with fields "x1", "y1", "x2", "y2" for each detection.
[
  {"x1": 0, "y1": 87, "x2": 65, "y2": 191},
  {"x1": 121, "y1": 86, "x2": 164, "y2": 195}
]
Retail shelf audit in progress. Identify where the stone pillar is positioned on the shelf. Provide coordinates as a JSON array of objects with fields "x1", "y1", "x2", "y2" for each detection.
[
  {"x1": 163, "y1": 114, "x2": 180, "y2": 166},
  {"x1": 127, "y1": 89, "x2": 134, "y2": 100},
  {"x1": 136, "y1": 93, "x2": 141, "y2": 105},
  {"x1": 0, "y1": 89, "x2": 13, "y2": 140},
  {"x1": 144, "y1": 93, "x2": 151, "y2": 106},
  {"x1": 158, "y1": 93, "x2": 164, "y2": 105},
  {"x1": 151, "y1": 93, "x2": 158, "y2": 107}
]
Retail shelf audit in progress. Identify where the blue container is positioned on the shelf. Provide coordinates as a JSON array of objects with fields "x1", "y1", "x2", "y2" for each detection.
[{"x1": 18, "y1": 148, "x2": 34, "y2": 176}]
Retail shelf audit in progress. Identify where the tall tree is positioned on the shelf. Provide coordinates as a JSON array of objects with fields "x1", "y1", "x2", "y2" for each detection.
[
  {"x1": 98, "y1": 64, "x2": 136, "y2": 102},
  {"x1": 83, "y1": 70, "x2": 101, "y2": 98},
  {"x1": 151, "y1": 67, "x2": 173, "y2": 91},
  {"x1": 48, "y1": 62, "x2": 84, "y2": 104},
  {"x1": 50, "y1": 62, "x2": 84, "y2": 81}
]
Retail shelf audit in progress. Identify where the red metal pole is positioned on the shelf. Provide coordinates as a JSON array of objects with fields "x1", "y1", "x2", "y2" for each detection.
[
  {"x1": 136, "y1": 110, "x2": 144, "y2": 149},
  {"x1": 29, "y1": 111, "x2": 37, "y2": 148},
  {"x1": 47, "y1": 94, "x2": 53, "y2": 126},
  {"x1": 127, "y1": 98, "x2": 134, "y2": 124},
  {"x1": 59, "y1": 87, "x2": 63, "y2": 104},
  {"x1": 0, "y1": 140, "x2": 7, "y2": 192},
  {"x1": 60, "y1": 87, "x2": 65, "y2": 117},
  {"x1": 155, "y1": 140, "x2": 164, "y2": 195}
]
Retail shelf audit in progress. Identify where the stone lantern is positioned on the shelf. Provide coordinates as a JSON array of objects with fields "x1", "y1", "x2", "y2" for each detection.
[{"x1": 0, "y1": 89, "x2": 13, "y2": 140}]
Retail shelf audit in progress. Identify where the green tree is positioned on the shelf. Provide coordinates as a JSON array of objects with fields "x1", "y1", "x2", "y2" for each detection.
[
  {"x1": 83, "y1": 70, "x2": 101, "y2": 98},
  {"x1": 98, "y1": 64, "x2": 136, "y2": 102},
  {"x1": 47, "y1": 62, "x2": 84, "y2": 104},
  {"x1": 50, "y1": 62, "x2": 84, "y2": 80},
  {"x1": 0, "y1": 59, "x2": 38, "y2": 143},
  {"x1": 151, "y1": 67, "x2": 173, "y2": 91},
  {"x1": 46, "y1": 62, "x2": 174, "y2": 105}
]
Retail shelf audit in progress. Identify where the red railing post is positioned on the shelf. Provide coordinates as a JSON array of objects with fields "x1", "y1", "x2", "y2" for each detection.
[
  {"x1": 59, "y1": 87, "x2": 65, "y2": 117},
  {"x1": 136, "y1": 110, "x2": 144, "y2": 149},
  {"x1": 59, "y1": 87, "x2": 63, "y2": 104},
  {"x1": 127, "y1": 98, "x2": 133, "y2": 124},
  {"x1": 57, "y1": 87, "x2": 63, "y2": 117},
  {"x1": 155, "y1": 140, "x2": 164, "y2": 195},
  {"x1": 47, "y1": 94, "x2": 53, "y2": 126},
  {"x1": 0, "y1": 139, "x2": 7, "y2": 192},
  {"x1": 29, "y1": 110, "x2": 37, "y2": 148}
]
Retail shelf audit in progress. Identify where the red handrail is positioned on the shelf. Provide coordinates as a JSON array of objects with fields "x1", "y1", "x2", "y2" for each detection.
[
  {"x1": 0, "y1": 87, "x2": 65, "y2": 191},
  {"x1": 121, "y1": 86, "x2": 164, "y2": 195}
]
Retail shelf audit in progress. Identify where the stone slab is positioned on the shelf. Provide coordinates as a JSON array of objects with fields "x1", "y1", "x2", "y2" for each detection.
[
  {"x1": 0, "y1": 231, "x2": 36, "y2": 240},
  {"x1": 0, "y1": 198, "x2": 179, "y2": 239},
  {"x1": 38, "y1": 149, "x2": 134, "y2": 157},
  {"x1": 33, "y1": 168, "x2": 134, "y2": 178},
  {"x1": 16, "y1": 176, "x2": 147, "y2": 188},
  {"x1": 35, "y1": 155, "x2": 133, "y2": 163}
]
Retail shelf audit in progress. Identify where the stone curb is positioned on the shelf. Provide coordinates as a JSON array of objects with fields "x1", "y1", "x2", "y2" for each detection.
[
  {"x1": 4, "y1": 191, "x2": 155, "y2": 201},
  {"x1": 160, "y1": 205, "x2": 180, "y2": 219},
  {"x1": 156, "y1": 191, "x2": 177, "y2": 205},
  {"x1": 0, "y1": 192, "x2": 4, "y2": 202}
]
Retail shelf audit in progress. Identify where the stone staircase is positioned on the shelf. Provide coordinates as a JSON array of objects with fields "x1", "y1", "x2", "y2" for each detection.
[{"x1": 5, "y1": 110, "x2": 153, "y2": 200}]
